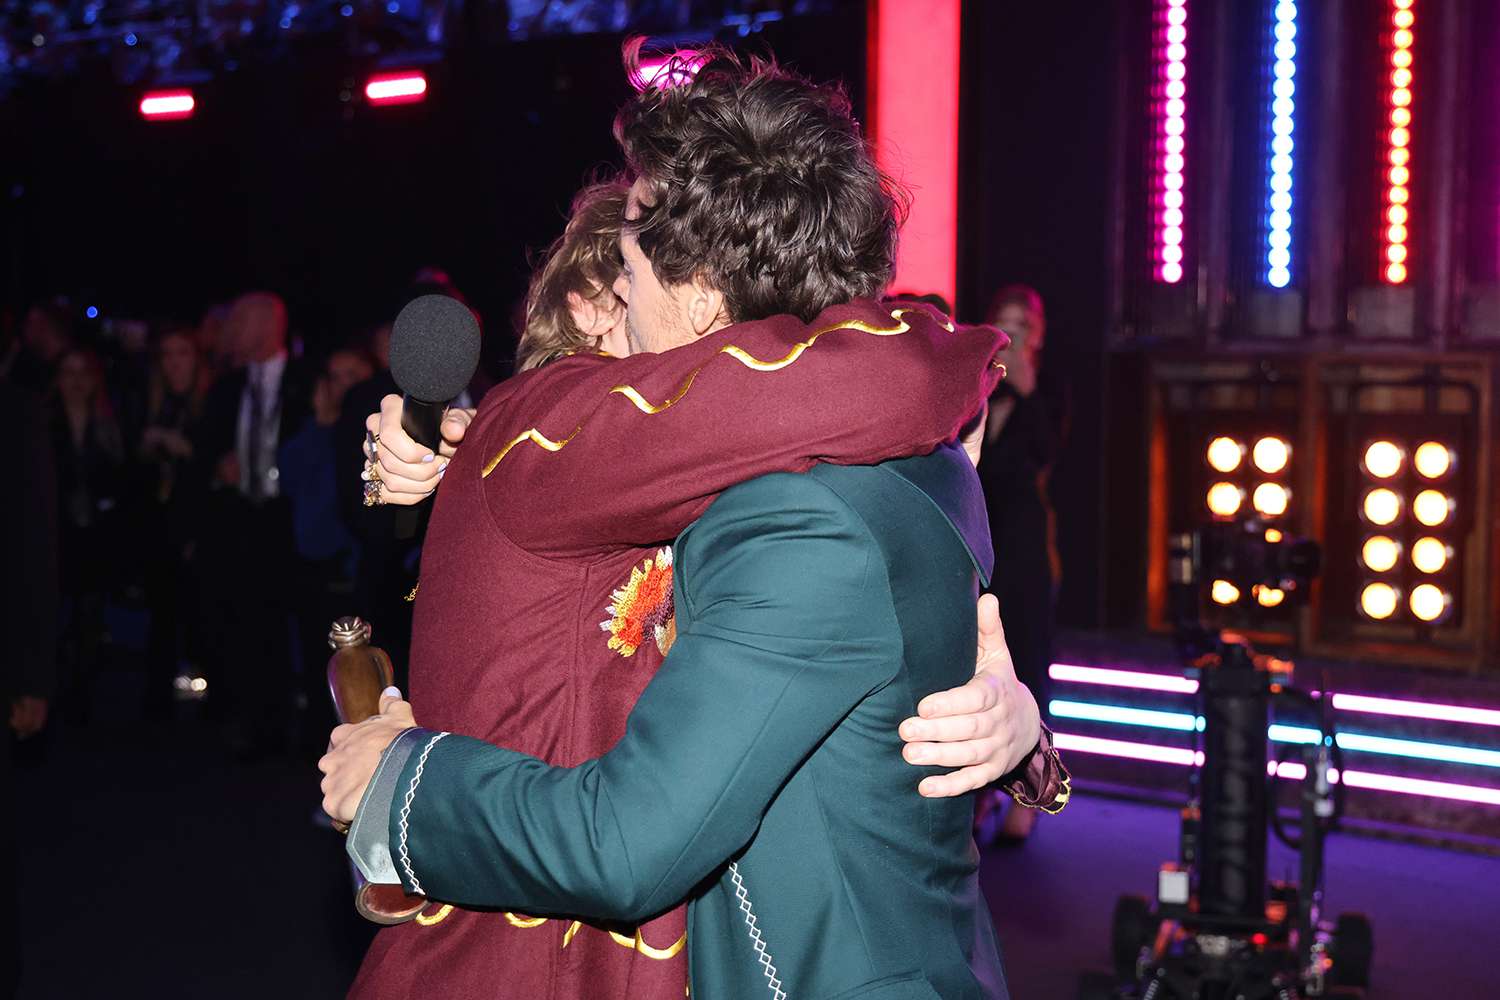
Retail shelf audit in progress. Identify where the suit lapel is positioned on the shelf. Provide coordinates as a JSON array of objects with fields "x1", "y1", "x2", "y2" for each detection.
[{"x1": 880, "y1": 444, "x2": 995, "y2": 587}]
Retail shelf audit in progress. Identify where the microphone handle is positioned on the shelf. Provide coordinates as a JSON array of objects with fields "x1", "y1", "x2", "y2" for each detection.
[{"x1": 393, "y1": 396, "x2": 447, "y2": 540}]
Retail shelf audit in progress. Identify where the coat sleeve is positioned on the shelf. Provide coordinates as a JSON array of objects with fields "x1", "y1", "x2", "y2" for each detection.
[
  {"x1": 478, "y1": 304, "x2": 1005, "y2": 557},
  {"x1": 371, "y1": 472, "x2": 903, "y2": 920}
]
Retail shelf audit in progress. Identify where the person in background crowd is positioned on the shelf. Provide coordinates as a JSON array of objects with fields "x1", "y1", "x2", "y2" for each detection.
[
  {"x1": 279, "y1": 346, "x2": 375, "y2": 752},
  {"x1": 193, "y1": 291, "x2": 311, "y2": 757},
  {"x1": 6, "y1": 299, "x2": 75, "y2": 394},
  {"x1": 0, "y1": 373, "x2": 59, "y2": 999},
  {"x1": 136, "y1": 328, "x2": 211, "y2": 723},
  {"x1": 974, "y1": 284, "x2": 1068, "y2": 844},
  {"x1": 195, "y1": 303, "x2": 231, "y2": 378},
  {"x1": 49, "y1": 347, "x2": 125, "y2": 725}
]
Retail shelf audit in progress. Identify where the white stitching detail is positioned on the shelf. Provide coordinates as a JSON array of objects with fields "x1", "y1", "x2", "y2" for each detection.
[
  {"x1": 728, "y1": 862, "x2": 787, "y2": 1000},
  {"x1": 397, "y1": 731, "x2": 450, "y2": 896}
]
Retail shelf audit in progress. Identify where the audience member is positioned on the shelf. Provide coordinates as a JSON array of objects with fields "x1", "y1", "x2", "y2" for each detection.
[
  {"x1": 136, "y1": 328, "x2": 211, "y2": 722},
  {"x1": 8, "y1": 299, "x2": 75, "y2": 394},
  {"x1": 49, "y1": 348, "x2": 125, "y2": 724},
  {"x1": 975, "y1": 283, "x2": 1068, "y2": 844}
]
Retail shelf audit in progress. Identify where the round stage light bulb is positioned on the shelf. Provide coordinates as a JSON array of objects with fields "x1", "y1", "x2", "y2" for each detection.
[
  {"x1": 1393, "y1": 8, "x2": 1414, "y2": 29},
  {"x1": 1255, "y1": 586, "x2": 1286, "y2": 608},
  {"x1": 1363, "y1": 441, "x2": 1403, "y2": 478},
  {"x1": 1207, "y1": 482, "x2": 1244, "y2": 518},
  {"x1": 1387, "y1": 201, "x2": 1407, "y2": 221},
  {"x1": 1411, "y1": 536, "x2": 1449, "y2": 574},
  {"x1": 1413, "y1": 441, "x2": 1452, "y2": 479},
  {"x1": 1386, "y1": 262, "x2": 1408, "y2": 284},
  {"x1": 1393, "y1": 31, "x2": 1413, "y2": 52},
  {"x1": 1361, "y1": 582, "x2": 1399, "y2": 620},
  {"x1": 1207, "y1": 436, "x2": 1244, "y2": 472},
  {"x1": 1390, "y1": 107, "x2": 1411, "y2": 128},
  {"x1": 1392, "y1": 49, "x2": 1412, "y2": 70},
  {"x1": 1387, "y1": 243, "x2": 1408, "y2": 264},
  {"x1": 1410, "y1": 584, "x2": 1449, "y2": 624},
  {"x1": 1363, "y1": 488, "x2": 1401, "y2": 526},
  {"x1": 1265, "y1": 528, "x2": 1283, "y2": 543},
  {"x1": 1253, "y1": 483, "x2": 1290, "y2": 517},
  {"x1": 1252, "y1": 437, "x2": 1290, "y2": 474},
  {"x1": 1211, "y1": 580, "x2": 1241, "y2": 606},
  {"x1": 1361, "y1": 535, "x2": 1401, "y2": 573},
  {"x1": 1387, "y1": 224, "x2": 1408, "y2": 244},
  {"x1": 1413, "y1": 489, "x2": 1452, "y2": 527}
]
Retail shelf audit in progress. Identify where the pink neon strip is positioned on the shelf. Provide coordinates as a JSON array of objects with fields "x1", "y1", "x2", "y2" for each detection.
[
  {"x1": 1269, "y1": 759, "x2": 1500, "y2": 806},
  {"x1": 1331, "y1": 693, "x2": 1500, "y2": 728},
  {"x1": 1059, "y1": 734, "x2": 1500, "y2": 806},
  {"x1": 1052, "y1": 732, "x2": 1203, "y2": 766},
  {"x1": 1049, "y1": 663, "x2": 1200, "y2": 694}
]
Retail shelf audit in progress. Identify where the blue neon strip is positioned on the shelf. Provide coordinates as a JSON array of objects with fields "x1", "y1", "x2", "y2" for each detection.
[
  {"x1": 1265, "y1": 0, "x2": 1296, "y2": 287},
  {"x1": 1054, "y1": 703, "x2": 1500, "y2": 769}
]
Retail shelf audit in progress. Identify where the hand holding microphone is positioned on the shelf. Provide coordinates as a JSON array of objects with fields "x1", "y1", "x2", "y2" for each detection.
[{"x1": 362, "y1": 294, "x2": 481, "y2": 515}]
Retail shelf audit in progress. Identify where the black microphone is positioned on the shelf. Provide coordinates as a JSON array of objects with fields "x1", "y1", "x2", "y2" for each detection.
[{"x1": 388, "y1": 294, "x2": 482, "y2": 538}]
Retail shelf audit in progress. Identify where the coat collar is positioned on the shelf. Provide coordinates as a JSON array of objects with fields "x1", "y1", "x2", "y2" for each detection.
[{"x1": 880, "y1": 443, "x2": 994, "y2": 587}]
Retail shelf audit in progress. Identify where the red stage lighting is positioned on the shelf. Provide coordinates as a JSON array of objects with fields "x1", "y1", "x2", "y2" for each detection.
[
  {"x1": 365, "y1": 71, "x2": 428, "y2": 106},
  {"x1": 139, "y1": 90, "x2": 195, "y2": 121}
]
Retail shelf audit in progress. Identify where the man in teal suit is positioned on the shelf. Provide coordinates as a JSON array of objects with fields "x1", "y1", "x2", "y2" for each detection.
[{"x1": 321, "y1": 46, "x2": 1067, "y2": 999}]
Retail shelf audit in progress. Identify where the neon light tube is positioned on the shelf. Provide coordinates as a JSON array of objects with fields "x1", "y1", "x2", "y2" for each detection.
[
  {"x1": 1049, "y1": 664, "x2": 1200, "y2": 694},
  {"x1": 1051, "y1": 699, "x2": 1201, "y2": 732},
  {"x1": 1331, "y1": 693, "x2": 1500, "y2": 728},
  {"x1": 1265, "y1": 0, "x2": 1297, "y2": 287}
]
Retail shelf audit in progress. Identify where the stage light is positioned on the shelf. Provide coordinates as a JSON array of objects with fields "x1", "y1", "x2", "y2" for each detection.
[
  {"x1": 1153, "y1": 0, "x2": 1190, "y2": 284},
  {"x1": 1411, "y1": 537, "x2": 1449, "y2": 574},
  {"x1": 1255, "y1": 585, "x2": 1286, "y2": 608},
  {"x1": 1252, "y1": 436, "x2": 1290, "y2": 474},
  {"x1": 365, "y1": 71, "x2": 427, "y2": 106},
  {"x1": 1360, "y1": 581, "x2": 1398, "y2": 620},
  {"x1": 1412, "y1": 489, "x2": 1452, "y2": 527},
  {"x1": 1363, "y1": 440, "x2": 1403, "y2": 478},
  {"x1": 1270, "y1": 725, "x2": 1500, "y2": 768},
  {"x1": 1410, "y1": 583, "x2": 1450, "y2": 623},
  {"x1": 1361, "y1": 535, "x2": 1401, "y2": 572},
  {"x1": 1252, "y1": 482, "x2": 1289, "y2": 517},
  {"x1": 1263, "y1": 0, "x2": 1297, "y2": 287},
  {"x1": 1049, "y1": 700, "x2": 1199, "y2": 732},
  {"x1": 1050, "y1": 663, "x2": 1200, "y2": 694},
  {"x1": 1052, "y1": 732, "x2": 1202, "y2": 767},
  {"x1": 1413, "y1": 441, "x2": 1452, "y2": 478},
  {"x1": 1362, "y1": 488, "x2": 1401, "y2": 525},
  {"x1": 1207, "y1": 482, "x2": 1243, "y2": 518},
  {"x1": 1211, "y1": 579, "x2": 1241, "y2": 605},
  {"x1": 1207, "y1": 436, "x2": 1243, "y2": 472},
  {"x1": 1265, "y1": 528, "x2": 1284, "y2": 543},
  {"x1": 1331, "y1": 693, "x2": 1500, "y2": 728},
  {"x1": 139, "y1": 90, "x2": 195, "y2": 121},
  {"x1": 85, "y1": 306, "x2": 98, "y2": 319},
  {"x1": 1383, "y1": 0, "x2": 1414, "y2": 284}
]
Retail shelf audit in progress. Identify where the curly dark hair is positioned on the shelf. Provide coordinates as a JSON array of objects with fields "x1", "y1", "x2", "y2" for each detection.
[{"x1": 614, "y1": 40, "x2": 908, "y2": 324}]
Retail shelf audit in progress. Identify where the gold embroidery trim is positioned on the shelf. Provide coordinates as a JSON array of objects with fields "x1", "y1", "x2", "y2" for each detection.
[
  {"x1": 505, "y1": 912, "x2": 550, "y2": 929},
  {"x1": 482, "y1": 308, "x2": 957, "y2": 475},
  {"x1": 415, "y1": 903, "x2": 454, "y2": 926}
]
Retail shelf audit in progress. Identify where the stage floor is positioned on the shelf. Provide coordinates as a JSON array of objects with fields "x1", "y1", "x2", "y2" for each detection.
[{"x1": 15, "y1": 720, "x2": 1499, "y2": 998}]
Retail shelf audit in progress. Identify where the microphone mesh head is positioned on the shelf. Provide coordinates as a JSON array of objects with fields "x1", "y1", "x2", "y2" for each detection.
[{"x1": 389, "y1": 294, "x2": 482, "y2": 403}]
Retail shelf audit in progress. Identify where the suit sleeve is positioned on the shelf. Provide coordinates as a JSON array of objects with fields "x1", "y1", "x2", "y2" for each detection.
[
  {"x1": 375, "y1": 473, "x2": 902, "y2": 920},
  {"x1": 480, "y1": 305, "x2": 1005, "y2": 557}
]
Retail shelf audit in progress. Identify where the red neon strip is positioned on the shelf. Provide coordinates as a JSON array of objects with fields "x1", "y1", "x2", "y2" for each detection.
[
  {"x1": 869, "y1": 0, "x2": 959, "y2": 306},
  {"x1": 1382, "y1": 0, "x2": 1414, "y2": 283},
  {"x1": 365, "y1": 72, "x2": 428, "y2": 106},
  {"x1": 139, "y1": 90, "x2": 195, "y2": 120}
]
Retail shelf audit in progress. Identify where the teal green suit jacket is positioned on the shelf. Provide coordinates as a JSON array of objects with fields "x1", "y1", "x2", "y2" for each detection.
[{"x1": 356, "y1": 446, "x2": 1010, "y2": 999}]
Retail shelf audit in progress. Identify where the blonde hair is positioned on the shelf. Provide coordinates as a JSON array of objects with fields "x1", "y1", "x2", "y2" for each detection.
[{"x1": 516, "y1": 180, "x2": 630, "y2": 372}]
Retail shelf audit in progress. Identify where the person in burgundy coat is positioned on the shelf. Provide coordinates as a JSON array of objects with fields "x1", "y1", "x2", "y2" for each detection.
[{"x1": 324, "y1": 46, "x2": 1061, "y2": 1000}]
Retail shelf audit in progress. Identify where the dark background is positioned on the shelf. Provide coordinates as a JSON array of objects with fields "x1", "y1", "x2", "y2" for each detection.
[{"x1": 1, "y1": 1, "x2": 1115, "y2": 630}]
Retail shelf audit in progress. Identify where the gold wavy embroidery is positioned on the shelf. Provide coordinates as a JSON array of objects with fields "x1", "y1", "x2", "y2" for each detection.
[
  {"x1": 505, "y1": 912, "x2": 551, "y2": 929},
  {"x1": 481, "y1": 426, "x2": 581, "y2": 478},
  {"x1": 483, "y1": 307, "x2": 953, "y2": 473},
  {"x1": 608, "y1": 928, "x2": 689, "y2": 960},
  {"x1": 562, "y1": 920, "x2": 583, "y2": 947},
  {"x1": 415, "y1": 903, "x2": 454, "y2": 926}
]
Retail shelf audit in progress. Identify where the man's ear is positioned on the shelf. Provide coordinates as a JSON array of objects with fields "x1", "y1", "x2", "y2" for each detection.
[{"x1": 685, "y1": 275, "x2": 728, "y2": 337}]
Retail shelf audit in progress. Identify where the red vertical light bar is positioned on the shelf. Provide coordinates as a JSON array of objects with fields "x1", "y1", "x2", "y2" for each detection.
[
  {"x1": 1152, "y1": 0, "x2": 1189, "y2": 283},
  {"x1": 868, "y1": 0, "x2": 960, "y2": 306},
  {"x1": 1383, "y1": 0, "x2": 1415, "y2": 283}
]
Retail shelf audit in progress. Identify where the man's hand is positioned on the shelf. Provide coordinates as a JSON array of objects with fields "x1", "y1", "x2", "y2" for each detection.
[
  {"x1": 364, "y1": 394, "x2": 475, "y2": 506},
  {"x1": 318, "y1": 688, "x2": 417, "y2": 825},
  {"x1": 899, "y1": 594, "x2": 1042, "y2": 797},
  {"x1": 9, "y1": 696, "x2": 48, "y2": 740}
]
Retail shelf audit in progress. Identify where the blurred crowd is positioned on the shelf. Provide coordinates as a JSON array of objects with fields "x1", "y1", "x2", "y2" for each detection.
[
  {"x1": 1, "y1": 276, "x2": 1064, "y2": 774},
  {"x1": 1, "y1": 270, "x2": 494, "y2": 763}
]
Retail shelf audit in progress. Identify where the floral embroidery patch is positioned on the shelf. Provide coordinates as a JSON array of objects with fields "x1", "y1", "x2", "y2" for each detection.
[{"x1": 601, "y1": 547, "x2": 676, "y2": 658}]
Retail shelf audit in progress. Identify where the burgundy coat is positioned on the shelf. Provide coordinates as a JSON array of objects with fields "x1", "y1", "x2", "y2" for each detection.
[{"x1": 348, "y1": 301, "x2": 1006, "y2": 1000}]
